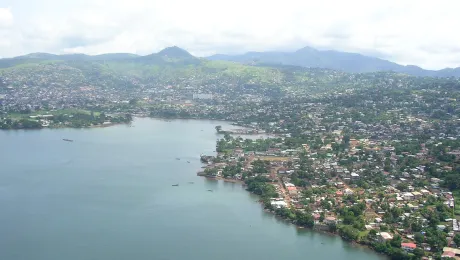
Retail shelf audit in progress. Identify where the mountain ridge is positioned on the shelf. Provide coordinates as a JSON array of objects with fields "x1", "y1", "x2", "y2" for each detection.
[
  {"x1": 1, "y1": 46, "x2": 460, "y2": 77},
  {"x1": 0, "y1": 47, "x2": 197, "y2": 68},
  {"x1": 207, "y1": 47, "x2": 460, "y2": 77}
]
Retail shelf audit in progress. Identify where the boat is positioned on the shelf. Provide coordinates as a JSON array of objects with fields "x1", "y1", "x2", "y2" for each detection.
[
  {"x1": 176, "y1": 158, "x2": 180, "y2": 160},
  {"x1": 207, "y1": 189, "x2": 213, "y2": 192},
  {"x1": 62, "y1": 139, "x2": 73, "y2": 142},
  {"x1": 187, "y1": 161, "x2": 190, "y2": 163},
  {"x1": 172, "y1": 184, "x2": 179, "y2": 187}
]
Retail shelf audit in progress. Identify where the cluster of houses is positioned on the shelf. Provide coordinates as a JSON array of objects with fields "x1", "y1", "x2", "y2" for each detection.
[{"x1": 199, "y1": 115, "x2": 458, "y2": 258}]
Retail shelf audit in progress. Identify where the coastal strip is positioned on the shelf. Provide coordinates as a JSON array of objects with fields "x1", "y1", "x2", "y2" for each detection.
[{"x1": 197, "y1": 132, "x2": 456, "y2": 260}]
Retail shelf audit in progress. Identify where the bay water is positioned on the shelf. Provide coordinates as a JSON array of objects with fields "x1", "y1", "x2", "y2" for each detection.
[{"x1": 0, "y1": 118, "x2": 386, "y2": 260}]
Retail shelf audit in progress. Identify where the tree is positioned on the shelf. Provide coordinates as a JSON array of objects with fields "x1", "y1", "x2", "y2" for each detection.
[
  {"x1": 18, "y1": 119, "x2": 42, "y2": 129},
  {"x1": 328, "y1": 222, "x2": 337, "y2": 232},
  {"x1": 369, "y1": 229, "x2": 377, "y2": 236},
  {"x1": 321, "y1": 199, "x2": 332, "y2": 210},
  {"x1": 380, "y1": 225, "x2": 389, "y2": 232},
  {"x1": 389, "y1": 248, "x2": 409, "y2": 260},
  {"x1": 390, "y1": 235, "x2": 402, "y2": 248},
  {"x1": 426, "y1": 229, "x2": 447, "y2": 252},
  {"x1": 454, "y1": 233, "x2": 460, "y2": 246},
  {"x1": 414, "y1": 233, "x2": 424, "y2": 244},
  {"x1": 319, "y1": 212, "x2": 325, "y2": 223},
  {"x1": 411, "y1": 221, "x2": 422, "y2": 232},
  {"x1": 339, "y1": 225, "x2": 359, "y2": 241},
  {"x1": 343, "y1": 212, "x2": 356, "y2": 225},
  {"x1": 373, "y1": 242, "x2": 388, "y2": 253},
  {"x1": 396, "y1": 182, "x2": 408, "y2": 192},
  {"x1": 303, "y1": 189, "x2": 313, "y2": 197},
  {"x1": 296, "y1": 212, "x2": 314, "y2": 228},
  {"x1": 444, "y1": 174, "x2": 460, "y2": 190},
  {"x1": 413, "y1": 248, "x2": 424, "y2": 258},
  {"x1": 263, "y1": 198, "x2": 274, "y2": 211}
]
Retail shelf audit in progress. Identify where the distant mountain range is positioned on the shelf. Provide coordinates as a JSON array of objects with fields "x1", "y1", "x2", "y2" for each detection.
[
  {"x1": 207, "y1": 46, "x2": 460, "y2": 77},
  {"x1": 1, "y1": 46, "x2": 459, "y2": 77},
  {"x1": 0, "y1": 46, "x2": 199, "y2": 68}
]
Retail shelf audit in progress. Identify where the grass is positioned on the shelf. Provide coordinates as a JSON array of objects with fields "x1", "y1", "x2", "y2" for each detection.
[{"x1": 358, "y1": 230, "x2": 370, "y2": 241}]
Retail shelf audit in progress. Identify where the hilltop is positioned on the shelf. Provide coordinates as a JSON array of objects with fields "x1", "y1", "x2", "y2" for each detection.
[{"x1": 157, "y1": 46, "x2": 194, "y2": 59}]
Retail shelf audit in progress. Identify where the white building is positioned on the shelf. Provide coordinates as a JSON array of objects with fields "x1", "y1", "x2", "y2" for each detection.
[
  {"x1": 377, "y1": 232, "x2": 393, "y2": 243},
  {"x1": 271, "y1": 200, "x2": 287, "y2": 208}
]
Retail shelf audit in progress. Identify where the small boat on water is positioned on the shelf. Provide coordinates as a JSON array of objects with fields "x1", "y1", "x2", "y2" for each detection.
[
  {"x1": 207, "y1": 189, "x2": 213, "y2": 192},
  {"x1": 172, "y1": 184, "x2": 179, "y2": 187},
  {"x1": 62, "y1": 139, "x2": 73, "y2": 142},
  {"x1": 187, "y1": 161, "x2": 190, "y2": 163},
  {"x1": 176, "y1": 158, "x2": 180, "y2": 160}
]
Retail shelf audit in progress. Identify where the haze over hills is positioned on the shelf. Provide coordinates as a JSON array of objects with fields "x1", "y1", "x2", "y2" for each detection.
[
  {"x1": 1, "y1": 46, "x2": 460, "y2": 77},
  {"x1": 207, "y1": 46, "x2": 460, "y2": 77}
]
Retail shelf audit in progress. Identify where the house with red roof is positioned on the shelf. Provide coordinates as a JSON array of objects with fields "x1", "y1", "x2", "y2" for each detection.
[
  {"x1": 442, "y1": 251, "x2": 456, "y2": 258},
  {"x1": 287, "y1": 186, "x2": 297, "y2": 196},
  {"x1": 401, "y1": 242, "x2": 417, "y2": 252}
]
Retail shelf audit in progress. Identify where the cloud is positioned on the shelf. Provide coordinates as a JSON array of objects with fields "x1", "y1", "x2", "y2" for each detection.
[
  {"x1": 0, "y1": 8, "x2": 13, "y2": 28},
  {"x1": 0, "y1": 8, "x2": 14, "y2": 52},
  {"x1": 0, "y1": 0, "x2": 460, "y2": 69}
]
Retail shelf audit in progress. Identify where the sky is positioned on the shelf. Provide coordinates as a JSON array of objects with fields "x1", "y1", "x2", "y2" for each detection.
[{"x1": 0, "y1": 0, "x2": 459, "y2": 70}]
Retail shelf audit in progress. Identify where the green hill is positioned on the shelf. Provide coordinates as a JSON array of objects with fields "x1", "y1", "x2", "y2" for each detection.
[{"x1": 0, "y1": 46, "x2": 443, "y2": 97}]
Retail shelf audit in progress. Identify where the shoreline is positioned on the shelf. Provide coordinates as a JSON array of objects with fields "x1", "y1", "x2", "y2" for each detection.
[
  {"x1": 0, "y1": 116, "x2": 228, "y2": 131},
  {"x1": 0, "y1": 121, "x2": 131, "y2": 131},
  {"x1": 1, "y1": 116, "x2": 280, "y2": 137},
  {"x1": 139, "y1": 116, "x2": 278, "y2": 136},
  {"x1": 198, "y1": 175, "x2": 389, "y2": 259},
  {"x1": 204, "y1": 176, "x2": 245, "y2": 184}
]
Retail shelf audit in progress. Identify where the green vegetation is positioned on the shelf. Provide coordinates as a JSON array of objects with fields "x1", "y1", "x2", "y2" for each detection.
[
  {"x1": 2, "y1": 47, "x2": 460, "y2": 260},
  {"x1": 454, "y1": 190, "x2": 460, "y2": 216},
  {"x1": 0, "y1": 110, "x2": 132, "y2": 129}
]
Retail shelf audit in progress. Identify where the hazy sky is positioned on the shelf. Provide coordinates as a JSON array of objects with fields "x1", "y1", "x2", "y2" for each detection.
[{"x1": 0, "y1": 0, "x2": 459, "y2": 69}]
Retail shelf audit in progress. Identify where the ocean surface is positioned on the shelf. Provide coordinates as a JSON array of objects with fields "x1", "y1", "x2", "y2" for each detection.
[{"x1": 0, "y1": 118, "x2": 386, "y2": 260}]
